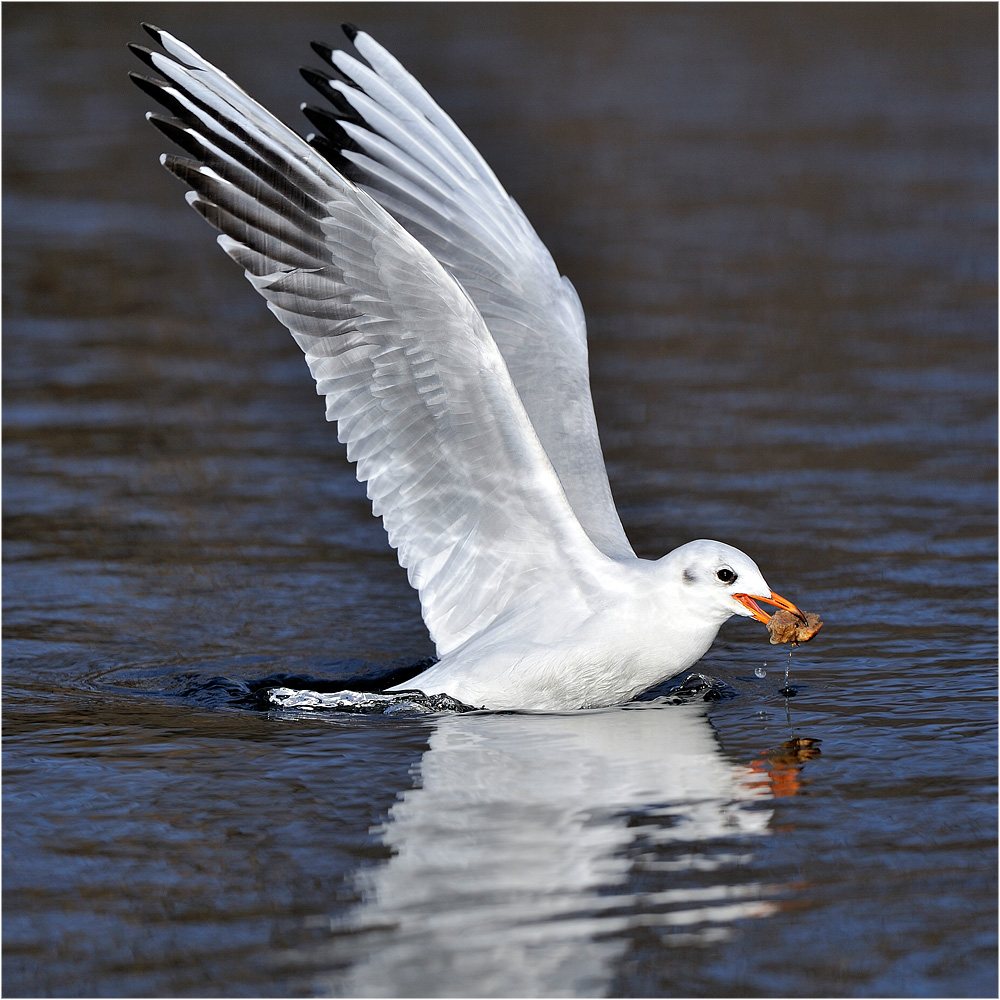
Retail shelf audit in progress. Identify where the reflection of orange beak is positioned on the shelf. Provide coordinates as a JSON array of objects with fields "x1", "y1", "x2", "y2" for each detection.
[{"x1": 734, "y1": 591, "x2": 806, "y2": 624}]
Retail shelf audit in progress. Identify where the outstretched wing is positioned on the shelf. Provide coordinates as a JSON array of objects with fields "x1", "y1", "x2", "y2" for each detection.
[
  {"x1": 300, "y1": 26, "x2": 634, "y2": 560},
  {"x1": 130, "y1": 26, "x2": 611, "y2": 656}
]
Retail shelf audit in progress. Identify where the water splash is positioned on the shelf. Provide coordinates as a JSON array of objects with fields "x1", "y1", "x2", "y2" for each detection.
[{"x1": 267, "y1": 686, "x2": 477, "y2": 715}]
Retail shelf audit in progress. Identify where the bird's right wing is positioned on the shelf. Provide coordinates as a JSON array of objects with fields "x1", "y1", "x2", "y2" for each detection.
[
  {"x1": 300, "y1": 26, "x2": 635, "y2": 560},
  {"x1": 130, "y1": 26, "x2": 611, "y2": 657}
]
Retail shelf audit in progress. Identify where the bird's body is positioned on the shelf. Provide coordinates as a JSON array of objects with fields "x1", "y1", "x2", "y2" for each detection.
[
  {"x1": 131, "y1": 24, "x2": 805, "y2": 711},
  {"x1": 395, "y1": 541, "x2": 767, "y2": 711}
]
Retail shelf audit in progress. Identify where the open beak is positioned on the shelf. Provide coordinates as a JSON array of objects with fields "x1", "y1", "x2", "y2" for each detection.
[{"x1": 733, "y1": 591, "x2": 807, "y2": 625}]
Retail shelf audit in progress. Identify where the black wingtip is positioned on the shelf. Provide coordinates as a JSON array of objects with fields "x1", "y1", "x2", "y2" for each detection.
[
  {"x1": 299, "y1": 65, "x2": 366, "y2": 124},
  {"x1": 141, "y1": 22, "x2": 163, "y2": 44},
  {"x1": 128, "y1": 42, "x2": 159, "y2": 72},
  {"x1": 307, "y1": 132, "x2": 363, "y2": 182},
  {"x1": 307, "y1": 132, "x2": 344, "y2": 164},
  {"x1": 159, "y1": 152, "x2": 203, "y2": 184},
  {"x1": 302, "y1": 57, "x2": 353, "y2": 86},
  {"x1": 310, "y1": 40, "x2": 335, "y2": 63},
  {"x1": 300, "y1": 103, "x2": 352, "y2": 147},
  {"x1": 131, "y1": 71, "x2": 195, "y2": 120},
  {"x1": 299, "y1": 65, "x2": 335, "y2": 102},
  {"x1": 147, "y1": 113, "x2": 208, "y2": 161},
  {"x1": 129, "y1": 71, "x2": 168, "y2": 99},
  {"x1": 300, "y1": 65, "x2": 331, "y2": 87},
  {"x1": 301, "y1": 102, "x2": 338, "y2": 131},
  {"x1": 342, "y1": 22, "x2": 360, "y2": 42},
  {"x1": 320, "y1": 84, "x2": 368, "y2": 129},
  {"x1": 302, "y1": 84, "x2": 368, "y2": 132}
]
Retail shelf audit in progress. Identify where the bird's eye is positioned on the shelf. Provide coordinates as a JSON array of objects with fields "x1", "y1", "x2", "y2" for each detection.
[{"x1": 716, "y1": 567, "x2": 737, "y2": 584}]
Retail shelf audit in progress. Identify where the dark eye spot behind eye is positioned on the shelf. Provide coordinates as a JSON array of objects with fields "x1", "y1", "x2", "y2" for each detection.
[
  {"x1": 717, "y1": 567, "x2": 737, "y2": 584},
  {"x1": 683, "y1": 568, "x2": 696, "y2": 584}
]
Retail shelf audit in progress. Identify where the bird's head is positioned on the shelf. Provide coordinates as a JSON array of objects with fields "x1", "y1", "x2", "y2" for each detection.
[{"x1": 661, "y1": 539, "x2": 804, "y2": 628}]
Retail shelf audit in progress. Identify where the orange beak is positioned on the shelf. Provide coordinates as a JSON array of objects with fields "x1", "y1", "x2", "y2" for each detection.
[{"x1": 733, "y1": 591, "x2": 807, "y2": 625}]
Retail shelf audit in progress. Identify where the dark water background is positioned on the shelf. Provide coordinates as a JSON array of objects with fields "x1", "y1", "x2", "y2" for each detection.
[{"x1": 4, "y1": 3, "x2": 996, "y2": 997}]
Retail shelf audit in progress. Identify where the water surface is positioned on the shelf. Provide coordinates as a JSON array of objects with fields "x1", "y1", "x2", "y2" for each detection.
[{"x1": 4, "y1": 4, "x2": 996, "y2": 997}]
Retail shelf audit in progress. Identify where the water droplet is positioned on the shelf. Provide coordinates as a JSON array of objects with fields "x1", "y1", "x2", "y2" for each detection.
[{"x1": 755, "y1": 666, "x2": 767, "y2": 678}]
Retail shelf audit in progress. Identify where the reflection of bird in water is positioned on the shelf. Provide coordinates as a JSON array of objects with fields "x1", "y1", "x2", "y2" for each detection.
[
  {"x1": 750, "y1": 738, "x2": 823, "y2": 799},
  {"x1": 312, "y1": 705, "x2": 796, "y2": 997},
  {"x1": 131, "y1": 24, "x2": 810, "y2": 710}
]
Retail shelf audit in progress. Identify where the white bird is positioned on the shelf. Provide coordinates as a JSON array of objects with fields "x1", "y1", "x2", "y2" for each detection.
[{"x1": 130, "y1": 23, "x2": 806, "y2": 711}]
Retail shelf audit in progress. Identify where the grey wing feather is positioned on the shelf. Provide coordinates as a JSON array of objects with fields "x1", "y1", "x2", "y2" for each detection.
[
  {"x1": 131, "y1": 28, "x2": 610, "y2": 656},
  {"x1": 303, "y1": 28, "x2": 635, "y2": 560}
]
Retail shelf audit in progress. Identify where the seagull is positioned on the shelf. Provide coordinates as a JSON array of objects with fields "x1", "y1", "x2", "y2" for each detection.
[{"x1": 129, "y1": 23, "x2": 806, "y2": 711}]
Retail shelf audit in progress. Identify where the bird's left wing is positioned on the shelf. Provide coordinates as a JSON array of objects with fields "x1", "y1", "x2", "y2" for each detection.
[{"x1": 129, "y1": 26, "x2": 611, "y2": 656}]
